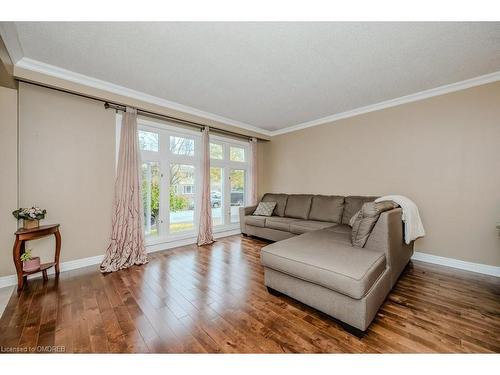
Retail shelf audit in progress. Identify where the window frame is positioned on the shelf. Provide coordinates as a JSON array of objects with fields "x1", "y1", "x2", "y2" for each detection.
[
  {"x1": 116, "y1": 114, "x2": 250, "y2": 245},
  {"x1": 209, "y1": 135, "x2": 250, "y2": 227},
  {"x1": 136, "y1": 116, "x2": 202, "y2": 242}
]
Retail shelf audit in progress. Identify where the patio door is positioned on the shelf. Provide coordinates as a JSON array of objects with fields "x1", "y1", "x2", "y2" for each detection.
[
  {"x1": 209, "y1": 136, "x2": 249, "y2": 228},
  {"x1": 131, "y1": 114, "x2": 250, "y2": 244},
  {"x1": 135, "y1": 117, "x2": 200, "y2": 242}
]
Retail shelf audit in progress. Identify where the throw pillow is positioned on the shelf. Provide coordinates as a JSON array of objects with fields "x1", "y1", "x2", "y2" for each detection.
[
  {"x1": 351, "y1": 201, "x2": 398, "y2": 248},
  {"x1": 349, "y1": 210, "x2": 360, "y2": 227},
  {"x1": 253, "y1": 201, "x2": 277, "y2": 217}
]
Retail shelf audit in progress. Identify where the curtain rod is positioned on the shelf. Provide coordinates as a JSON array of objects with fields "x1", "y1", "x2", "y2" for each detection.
[
  {"x1": 105, "y1": 102, "x2": 266, "y2": 142},
  {"x1": 16, "y1": 79, "x2": 268, "y2": 142}
]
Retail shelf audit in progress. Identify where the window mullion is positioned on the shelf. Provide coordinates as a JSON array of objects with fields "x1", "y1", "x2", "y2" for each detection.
[{"x1": 159, "y1": 131, "x2": 170, "y2": 237}]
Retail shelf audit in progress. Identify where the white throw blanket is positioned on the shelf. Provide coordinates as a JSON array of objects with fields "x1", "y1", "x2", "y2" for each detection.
[{"x1": 375, "y1": 195, "x2": 425, "y2": 244}]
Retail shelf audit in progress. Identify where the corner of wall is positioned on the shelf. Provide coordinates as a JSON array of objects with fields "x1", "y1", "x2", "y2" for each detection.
[{"x1": 0, "y1": 85, "x2": 19, "y2": 277}]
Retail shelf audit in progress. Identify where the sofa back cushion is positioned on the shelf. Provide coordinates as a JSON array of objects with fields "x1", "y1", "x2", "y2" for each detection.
[
  {"x1": 351, "y1": 201, "x2": 398, "y2": 247},
  {"x1": 308, "y1": 195, "x2": 345, "y2": 223},
  {"x1": 284, "y1": 194, "x2": 313, "y2": 219},
  {"x1": 342, "y1": 196, "x2": 378, "y2": 225},
  {"x1": 261, "y1": 193, "x2": 289, "y2": 217}
]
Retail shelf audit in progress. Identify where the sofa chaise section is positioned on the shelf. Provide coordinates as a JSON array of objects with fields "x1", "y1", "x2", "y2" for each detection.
[
  {"x1": 261, "y1": 229, "x2": 387, "y2": 300},
  {"x1": 261, "y1": 207, "x2": 413, "y2": 332},
  {"x1": 239, "y1": 193, "x2": 414, "y2": 333}
]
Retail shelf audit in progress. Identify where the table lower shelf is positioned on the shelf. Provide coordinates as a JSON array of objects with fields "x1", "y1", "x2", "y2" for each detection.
[{"x1": 22, "y1": 262, "x2": 56, "y2": 276}]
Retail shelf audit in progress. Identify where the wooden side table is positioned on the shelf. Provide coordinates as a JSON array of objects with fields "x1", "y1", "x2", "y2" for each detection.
[{"x1": 13, "y1": 224, "x2": 61, "y2": 292}]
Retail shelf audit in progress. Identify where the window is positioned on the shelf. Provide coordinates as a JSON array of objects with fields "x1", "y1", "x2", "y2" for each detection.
[
  {"x1": 141, "y1": 161, "x2": 160, "y2": 237},
  {"x1": 210, "y1": 167, "x2": 223, "y2": 226},
  {"x1": 132, "y1": 115, "x2": 251, "y2": 243},
  {"x1": 137, "y1": 122, "x2": 199, "y2": 240},
  {"x1": 170, "y1": 135, "x2": 195, "y2": 156},
  {"x1": 169, "y1": 164, "x2": 196, "y2": 234},
  {"x1": 230, "y1": 146, "x2": 245, "y2": 162},
  {"x1": 183, "y1": 185, "x2": 194, "y2": 194},
  {"x1": 210, "y1": 143, "x2": 223, "y2": 159},
  {"x1": 230, "y1": 169, "x2": 246, "y2": 223},
  {"x1": 210, "y1": 136, "x2": 249, "y2": 225},
  {"x1": 139, "y1": 130, "x2": 159, "y2": 152}
]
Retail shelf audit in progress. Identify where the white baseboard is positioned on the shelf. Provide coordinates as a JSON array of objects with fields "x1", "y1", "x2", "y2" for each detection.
[
  {"x1": 0, "y1": 229, "x2": 241, "y2": 289},
  {"x1": 146, "y1": 228, "x2": 241, "y2": 253},
  {"x1": 412, "y1": 251, "x2": 500, "y2": 277}
]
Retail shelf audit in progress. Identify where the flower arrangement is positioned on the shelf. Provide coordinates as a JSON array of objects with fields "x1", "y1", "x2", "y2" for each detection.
[
  {"x1": 12, "y1": 206, "x2": 47, "y2": 220},
  {"x1": 13, "y1": 206, "x2": 47, "y2": 229}
]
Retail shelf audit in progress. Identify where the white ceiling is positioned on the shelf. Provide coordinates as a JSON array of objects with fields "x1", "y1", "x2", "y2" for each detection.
[{"x1": 5, "y1": 22, "x2": 500, "y2": 132}]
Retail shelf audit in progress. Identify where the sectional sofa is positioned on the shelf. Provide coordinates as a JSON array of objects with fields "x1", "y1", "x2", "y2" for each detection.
[{"x1": 239, "y1": 193, "x2": 414, "y2": 333}]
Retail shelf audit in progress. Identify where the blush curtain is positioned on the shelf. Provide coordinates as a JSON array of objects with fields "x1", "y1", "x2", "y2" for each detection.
[
  {"x1": 249, "y1": 137, "x2": 258, "y2": 206},
  {"x1": 197, "y1": 126, "x2": 215, "y2": 246},
  {"x1": 100, "y1": 107, "x2": 148, "y2": 272}
]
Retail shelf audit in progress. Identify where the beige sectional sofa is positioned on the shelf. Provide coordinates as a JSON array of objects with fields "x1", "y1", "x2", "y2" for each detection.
[{"x1": 239, "y1": 193, "x2": 414, "y2": 334}]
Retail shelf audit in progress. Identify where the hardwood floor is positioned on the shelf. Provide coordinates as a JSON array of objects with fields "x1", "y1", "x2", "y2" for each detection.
[{"x1": 0, "y1": 235, "x2": 499, "y2": 353}]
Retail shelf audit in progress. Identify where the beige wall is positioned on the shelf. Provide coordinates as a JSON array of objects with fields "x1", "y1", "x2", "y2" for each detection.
[
  {"x1": 0, "y1": 81, "x2": 268, "y2": 278},
  {"x1": 14, "y1": 66, "x2": 270, "y2": 141},
  {"x1": 261, "y1": 82, "x2": 500, "y2": 267},
  {"x1": 4, "y1": 78, "x2": 499, "y2": 277},
  {"x1": 0, "y1": 87, "x2": 18, "y2": 277},
  {"x1": 16, "y1": 82, "x2": 116, "y2": 273}
]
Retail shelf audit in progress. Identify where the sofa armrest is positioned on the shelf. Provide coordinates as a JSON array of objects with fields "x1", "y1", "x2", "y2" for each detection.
[
  {"x1": 364, "y1": 208, "x2": 414, "y2": 287},
  {"x1": 239, "y1": 205, "x2": 257, "y2": 234}
]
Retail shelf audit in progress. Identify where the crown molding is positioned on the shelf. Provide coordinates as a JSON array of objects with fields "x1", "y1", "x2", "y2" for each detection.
[
  {"x1": 0, "y1": 22, "x2": 23, "y2": 63},
  {"x1": 270, "y1": 70, "x2": 500, "y2": 136},
  {"x1": 13, "y1": 57, "x2": 500, "y2": 138},
  {"x1": 14, "y1": 57, "x2": 273, "y2": 137}
]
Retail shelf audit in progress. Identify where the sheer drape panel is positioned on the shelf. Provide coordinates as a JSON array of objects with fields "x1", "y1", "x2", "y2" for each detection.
[
  {"x1": 249, "y1": 138, "x2": 258, "y2": 206},
  {"x1": 197, "y1": 127, "x2": 215, "y2": 246},
  {"x1": 100, "y1": 107, "x2": 148, "y2": 272}
]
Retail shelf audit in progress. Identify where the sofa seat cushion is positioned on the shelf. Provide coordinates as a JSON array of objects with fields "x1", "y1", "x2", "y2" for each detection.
[
  {"x1": 309, "y1": 195, "x2": 345, "y2": 223},
  {"x1": 289, "y1": 220, "x2": 336, "y2": 234},
  {"x1": 245, "y1": 215, "x2": 267, "y2": 228},
  {"x1": 284, "y1": 194, "x2": 313, "y2": 219},
  {"x1": 261, "y1": 229, "x2": 386, "y2": 299},
  {"x1": 265, "y1": 216, "x2": 302, "y2": 231}
]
